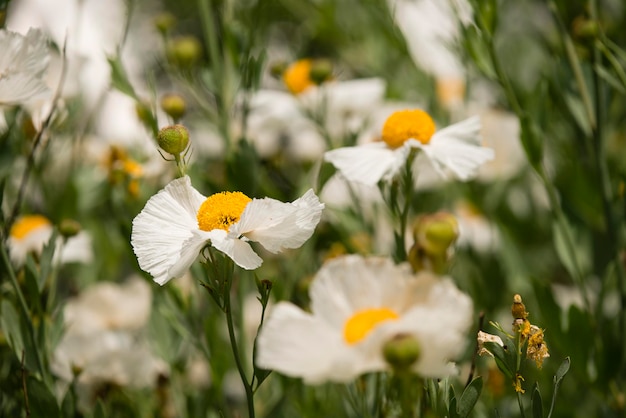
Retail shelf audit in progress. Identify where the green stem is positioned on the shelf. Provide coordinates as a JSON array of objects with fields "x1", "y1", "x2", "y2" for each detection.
[{"x1": 223, "y1": 271, "x2": 255, "y2": 418}]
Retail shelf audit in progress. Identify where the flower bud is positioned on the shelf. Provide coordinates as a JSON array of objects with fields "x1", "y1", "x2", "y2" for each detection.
[
  {"x1": 135, "y1": 101, "x2": 155, "y2": 126},
  {"x1": 59, "y1": 219, "x2": 81, "y2": 239},
  {"x1": 511, "y1": 294, "x2": 528, "y2": 320},
  {"x1": 154, "y1": 12, "x2": 176, "y2": 35},
  {"x1": 160, "y1": 93, "x2": 186, "y2": 120},
  {"x1": 158, "y1": 125, "x2": 190, "y2": 155},
  {"x1": 309, "y1": 59, "x2": 333, "y2": 85},
  {"x1": 166, "y1": 36, "x2": 202, "y2": 68},
  {"x1": 413, "y1": 212, "x2": 459, "y2": 256},
  {"x1": 269, "y1": 61, "x2": 288, "y2": 79},
  {"x1": 572, "y1": 16, "x2": 599, "y2": 41},
  {"x1": 383, "y1": 334, "x2": 421, "y2": 372}
]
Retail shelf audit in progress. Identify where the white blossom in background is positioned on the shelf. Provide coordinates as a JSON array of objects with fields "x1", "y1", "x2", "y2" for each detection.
[
  {"x1": 244, "y1": 78, "x2": 386, "y2": 160},
  {"x1": 7, "y1": 215, "x2": 93, "y2": 266},
  {"x1": 257, "y1": 255, "x2": 473, "y2": 383},
  {"x1": 52, "y1": 278, "x2": 167, "y2": 398},
  {"x1": 0, "y1": 28, "x2": 51, "y2": 105}
]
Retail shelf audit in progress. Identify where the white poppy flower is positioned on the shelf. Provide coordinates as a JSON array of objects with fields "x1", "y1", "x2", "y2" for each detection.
[
  {"x1": 256, "y1": 254, "x2": 473, "y2": 384},
  {"x1": 131, "y1": 176, "x2": 324, "y2": 285},
  {"x1": 0, "y1": 28, "x2": 51, "y2": 105},
  {"x1": 7, "y1": 214, "x2": 93, "y2": 266},
  {"x1": 324, "y1": 109, "x2": 494, "y2": 186}
]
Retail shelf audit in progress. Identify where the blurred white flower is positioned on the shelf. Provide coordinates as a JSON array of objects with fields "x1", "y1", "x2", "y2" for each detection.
[
  {"x1": 477, "y1": 109, "x2": 527, "y2": 181},
  {"x1": 7, "y1": 214, "x2": 93, "y2": 266},
  {"x1": 325, "y1": 109, "x2": 494, "y2": 186},
  {"x1": 52, "y1": 278, "x2": 167, "y2": 389},
  {"x1": 455, "y1": 202, "x2": 500, "y2": 253},
  {"x1": 388, "y1": 0, "x2": 471, "y2": 79},
  {"x1": 131, "y1": 176, "x2": 324, "y2": 284},
  {"x1": 0, "y1": 28, "x2": 51, "y2": 105},
  {"x1": 256, "y1": 255, "x2": 473, "y2": 383},
  {"x1": 245, "y1": 78, "x2": 386, "y2": 160}
]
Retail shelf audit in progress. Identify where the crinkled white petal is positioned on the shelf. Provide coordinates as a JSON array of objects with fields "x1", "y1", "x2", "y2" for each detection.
[
  {"x1": 7, "y1": 224, "x2": 52, "y2": 266},
  {"x1": 207, "y1": 229, "x2": 263, "y2": 270},
  {"x1": 131, "y1": 176, "x2": 206, "y2": 285},
  {"x1": 324, "y1": 142, "x2": 409, "y2": 186},
  {"x1": 411, "y1": 116, "x2": 494, "y2": 180},
  {"x1": 230, "y1": 189, "x2": 324, "y2": 253},
  {"x1": 256, "y1": 302, "x2": 347, "y2": 384}
]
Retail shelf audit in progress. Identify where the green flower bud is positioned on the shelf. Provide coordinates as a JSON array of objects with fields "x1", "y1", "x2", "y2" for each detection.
[
  {"x1": 269, "y1": 61, "x2": 288, "y2": 79},
  {"x1": 58, "y1": 219, "x2": 81, "y2": 239},
  {"x1": 135, "y1": 101, "x2": 155, "y2": 127},
  {"x1": 166, "y1": 36, "x2": 202, "y2": 68},
  {"x1": 154, "y1": 12, "x2": 176, "y2": 35},
  {"x1": 160, "y1": 93, "x2": 186, "y2": 120},
  {"x1": 413, "y1": 213, "x2": 459, "y2": 256},
  {"x1": 309, "y1": 59, "x2": 333, "y2": 85},
  {"x1": 158, "y1": 125, "x2": 190, "y2": 155},
  {"x1": 383, "y1": 334, "x2": 421, "y2": 372}
]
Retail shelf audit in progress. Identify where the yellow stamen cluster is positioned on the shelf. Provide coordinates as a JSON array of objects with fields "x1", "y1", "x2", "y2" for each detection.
[
  {"x1": 527, "y1": 326, "x2": 549, "y2": 368},
  {"x1": 344, "y1": 307, "x2": 399, "y2": 345},
  {"x1": 10, "y1": 215, "x2": 51, "y2": 240},
  {"x1": 196, "y1": 191, "x2": 252, "y2": 232},
  {"x1": 382, "y1": 109, "x2": 436, "y2": 149},
  {"x1": 282, "y1": 59, "x2": 315, "y2": 94}
]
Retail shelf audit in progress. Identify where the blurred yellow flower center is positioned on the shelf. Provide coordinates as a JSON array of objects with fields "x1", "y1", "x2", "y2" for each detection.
[
  {"x1": 382, "y1": 110, "x2": 436, "y2": 148},
  {"x1": 10, "y1": 215, "x2": 51, "y2": 240},
  {"x1": 283, "y1": 59, "x2": 314, "y2": 94},
  {"x1": 344, "y1": 308, "x2": 399, "y2": 345},
  {"x1": 197, "y1": 192, "x2": 251, "y2": 232}
]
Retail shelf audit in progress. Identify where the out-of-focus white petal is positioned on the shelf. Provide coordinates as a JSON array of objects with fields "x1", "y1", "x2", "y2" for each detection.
[
  {"x1": 232, "y1": 190, "x2": 324, "y2": 253},
  {"x1": 256, "y1": 302, "x2": 342, "y2": 383},
  {"x1": 412, "y1": 117, "x2": 494, "y2": 180},
  {"x1": 325, "y1": 143, "x2": 408, "y2": 186}
]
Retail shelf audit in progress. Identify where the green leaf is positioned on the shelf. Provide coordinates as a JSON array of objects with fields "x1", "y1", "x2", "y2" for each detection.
[
  {"x1": 552, "y1": 218, "x2": 586, "y2": 282},
  {"x1": 457, "y1": 377, "x2": 483, "y2": 418},
  {"x1": 27, "y1": 376, "x2": 60, "y2": 418},
  {"x1": 107, "y1": 56, "x2": 137, "y2": 99},
  {"x1": 562, "y1": 92, "x2": 591, "y2": 136},
  {"x1": 38, "y1": 229, "x2": 58, "y2": 292},
  {"x1": 448, "y1": 395, "x2": 459, "y2": 418},
  {"x1": 548, "y1": 357, "x2": 570, "y2": 418},
  {"x1": 92, "y1": 400, "x2": 107, "y2": 418},
  {"x1": 484, "y1": 341, "x2": 514, "y2": 380},
  {"x1": 0, "y1": 300, "x2": 24, "y2": 357},
  {"x1": 594, "y1": 63, "x2": 626, "y2": 94},
  {"x1": 532, "y1": 383, "x2": 543, "y2": 418},
  {"x1": 464, "y1": 25, "x2": 496, "y2": 79},
  {"x1": 519, "y1": 116, "x2": 543, "y2": 170}
]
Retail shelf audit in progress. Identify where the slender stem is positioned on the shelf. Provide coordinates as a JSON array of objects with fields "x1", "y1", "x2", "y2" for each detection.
[
  {"x1": 21, "y1": 350, "x2": 31, "y2": 417},
  {"x1": 224, "y1": 272, "x2": 255, "y2": 418}
]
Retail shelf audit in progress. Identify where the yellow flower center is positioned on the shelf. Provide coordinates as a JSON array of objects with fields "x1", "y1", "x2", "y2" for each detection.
[
  {"x1": 343, "y1": 308, "x2": 399, "y2": 345},
  {"x1": 10, "y1": 215, "x2": 51, "y2": 240},
  {"x1": 382, "y1": 109, "x2": 436, "y2": 148},
  {"x1": 196, "y1": 191, "x2": 252, "y2": 232},
  {"x1": 283, "y1": 59, "x2": 314, "y2": 95}
]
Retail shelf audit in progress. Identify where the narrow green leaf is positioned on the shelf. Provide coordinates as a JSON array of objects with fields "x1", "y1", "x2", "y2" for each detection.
[
  {"x1": 555, "y1": 357, "x2": 571, "y2": 383},
  {"x1": 532, "y1": 383, "x2": 543, "y2": 418},
  {"x1": 38, "y1": 229, "x2": 58, "y2": 292},
  {"x1": 27, "y1": 376, "x2": 60, "y2": 418},
  {"x1": 0, "y1": 300, "x2": 24, "y2": 356},
  {"x1": 457, "y1": 377, "x2": 483, "y2": 418},
  {"x1": 594, "y1": 64, "x2": 626, "y2": 94},
  {"x1": 484, "y1": 341, "x2": 514, "y2": 380},
  {"x1": 448, "y1": 396, "x2": 459, "y2": 418},
  {"x1": 92, "y1": 400, "x2": 107, "y2": 418},
  {"x1": 107, "y1": 56, "x2": 137, "y2": 99}
]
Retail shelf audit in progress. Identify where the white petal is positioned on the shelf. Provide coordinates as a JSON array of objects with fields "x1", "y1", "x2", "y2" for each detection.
[
  {"x1": 131, "y1": 177, "x2": 206, "y2": 285},
  {"x1": 230, "y1": 189, "x2": 324, "y2": 253},
  {"x1": 0, "y1": 74, "x2": 50, "y2": 104},
  {"x1": 413, "y1": 116, "x2": 494, "y2": 180},
  {"x1": 310, "y1": 255, "x2": 413, "y2": 330},
  {"x1": 324, "y1": 143, "x2": 408, "y2": 186},
  {"x1": 256, "y1": 302, "x2": 343, "y2": 383},
  {"x1": 207, "y1": 229, "x2": 263, "y2": 270}
]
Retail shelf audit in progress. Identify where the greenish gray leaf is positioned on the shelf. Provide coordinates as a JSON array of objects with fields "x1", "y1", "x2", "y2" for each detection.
[
  {"x1": 107, "y1": 56, "x2": 137, "y2": 99},
  {"x1": 485, "y1": 341, "x2": 514, "y2": 379},
  {"x1": 27, "y1": 376, "x2": 60, "y2": 418},
  {"x1": 594, "y1": 64, "x2": 626, "y2": 94},
  {"x1": 457, "y1": 377, "x2": 483, "y2": 418},
  {"x1": 532, "y1": 383, "x2": 543, "y2": 418}
]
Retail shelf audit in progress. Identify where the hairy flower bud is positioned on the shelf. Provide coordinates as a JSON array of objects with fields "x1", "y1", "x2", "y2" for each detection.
[
  {"x1": 160, "y1": 93, "x2": 186, "y2": 120},
  {"x1": 166, "y1": 36, "x2": 202, "y2": 68},
  {"x1": 157, "y1": 125, "x2": 190, "y2": 155},
  {"x1": 154, "y1": 12, "x2": 176, "y2": 35},
  {"x1": 59, "y1": 219, "x2": 81, "y2": 239},
  {"x1": 413, "y1": 212, "x2": 459, "y2": 256},
  {"x1": 309, "y1": 59, "x2": 333, "y2": 85},
  {"x1": 383, "y1": 334, "x2": 421, "y2": 372}
]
